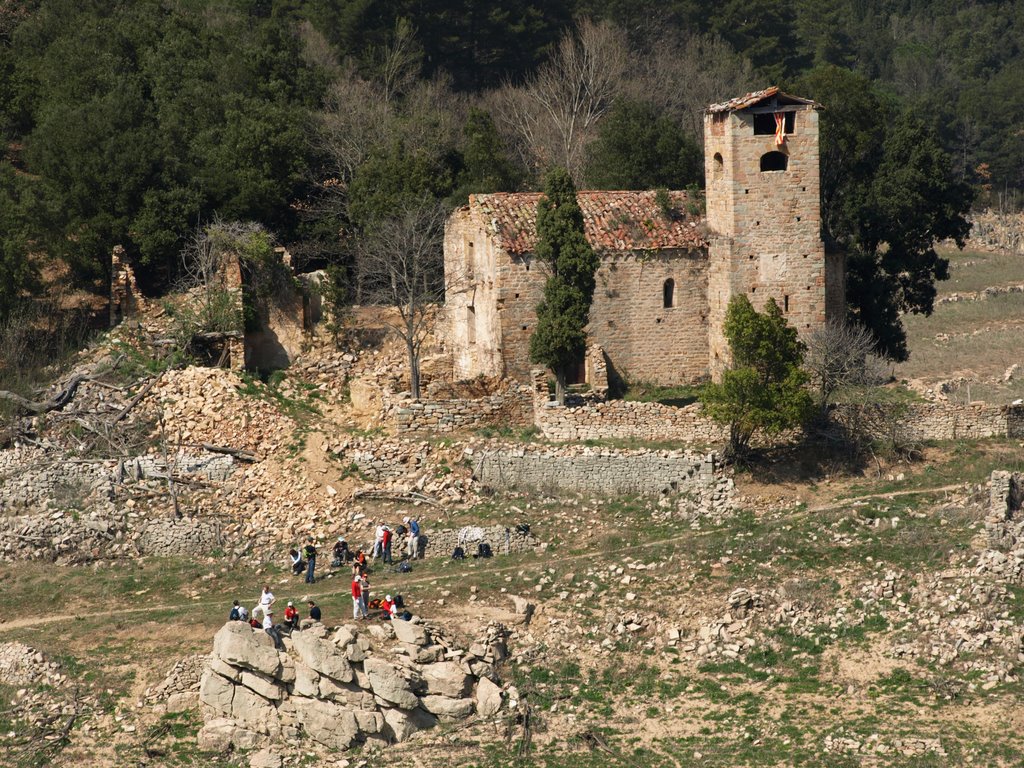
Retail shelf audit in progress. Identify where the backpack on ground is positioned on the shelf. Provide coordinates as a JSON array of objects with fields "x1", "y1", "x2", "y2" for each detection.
[
  {"x1": 399, "y1": 610, "x2": 412, "y2": 621},
  {"x1": 393, "y1": 594, "x2": 404, "y2": 609},
  {"x1": 451, "y1": 546, "x2": 465, "y2": 560},
  {"x1": 396, "y1": 560, "x2": 412, "y2": 573},
  {"x1": 476, "y1": 542, "x2": 492, "y2": 559}
]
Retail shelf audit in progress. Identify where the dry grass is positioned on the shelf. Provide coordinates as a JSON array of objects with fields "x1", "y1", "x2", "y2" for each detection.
[{"x1": 942, "y1": 247, "x2": 1024, "y2": 294}]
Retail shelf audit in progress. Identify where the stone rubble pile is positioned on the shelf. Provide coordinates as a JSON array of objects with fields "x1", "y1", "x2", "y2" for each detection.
[
  {"x1": 824, "y1": 733, "x2": 945, "y2": 757},
  {"x1": 144, "y1": 654, "x2": 209, "y2": 713},
  {"x1": 0, "y1": 642, "x2": 65, "y2": 687},
  {"x1": 197, "y1": 617, "x2": 508, "y2": 754}
]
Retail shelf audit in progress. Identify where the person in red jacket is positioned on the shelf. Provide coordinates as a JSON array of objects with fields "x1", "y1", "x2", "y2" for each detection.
[
  {"x1": 352, "y1": 576, "x2": 368, "y2": 620},
  {"x1": 381, "y1": 525, "x2": 393, "y2": 565},
  {"x1": 284, "y1": 601, "x2": 299, "y2": 631}
]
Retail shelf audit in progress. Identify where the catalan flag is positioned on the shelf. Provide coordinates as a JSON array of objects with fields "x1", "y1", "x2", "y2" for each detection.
[{"x1": 774, "y1": 112, "x2": 786, "y2": 146}]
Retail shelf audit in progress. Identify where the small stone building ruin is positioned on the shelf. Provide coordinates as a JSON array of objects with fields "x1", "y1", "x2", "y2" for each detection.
[{"x1": 445, "y1": 88, "x2": 845, "y2": 387}]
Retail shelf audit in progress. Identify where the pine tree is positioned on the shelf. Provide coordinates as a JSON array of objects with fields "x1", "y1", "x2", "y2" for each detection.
[
  {"x1": 701, "y1": 296, "x2": 813, "y2": 457},
  {"x1": 528, "y1": 167, "x2": 599, "y2": 405}
]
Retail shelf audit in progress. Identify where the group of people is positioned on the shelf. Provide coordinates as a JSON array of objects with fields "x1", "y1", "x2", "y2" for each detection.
[
  {"x1": 371, "y1": 516, "x2": 423, "y2": 564},
  {"x1": 229, "y1": 586, "x2": 322, "y2": 650},
  {"x1": 289, "y1": 516, "x2": 424, "y2": 580}
]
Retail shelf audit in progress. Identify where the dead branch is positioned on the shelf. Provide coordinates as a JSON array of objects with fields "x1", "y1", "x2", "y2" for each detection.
[
  {"x1": 0, "y1": 354, "x2": 124, "y2": 416},
  {"x1": 110, "y1": 371, "x2": 163, "y2": 426},
  {"x1": 351, "y1": 489, "x2": 439, "y2": 506}
]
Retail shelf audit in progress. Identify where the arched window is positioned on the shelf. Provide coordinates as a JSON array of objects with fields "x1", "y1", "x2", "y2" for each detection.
[
  {"x1": 663, "y1": 278, "x2": 675, "y2": 308},
  {"x1": 712, "y1": 152, "x2": 723, "y2": 176},
  {"x1": 760, "y1": 151, "x2": 788, "y2": 172}
]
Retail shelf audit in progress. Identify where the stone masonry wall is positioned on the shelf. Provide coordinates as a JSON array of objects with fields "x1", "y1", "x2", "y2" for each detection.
[
  {"x1": 832, "y1": 402, "x2": 1024, "y2": 442},
  {"x1": 474, "y1": 446, "x2": 722, "y2": 497},
  {"x1": 986, "y1": 470, "x2": 1024, "y2": 550},
  {"x1": 421, "y1": 524, "x2": 538, "y2": 559},
  {"x1": 535, "y1": 398, "x2": 727, "y2": 443},
  {"x1": 386, "y1": 382, "x2": 534, "y2": 435},
  {"x1": 966, "y1": 211, "x2": 1024, "y2": 254}
]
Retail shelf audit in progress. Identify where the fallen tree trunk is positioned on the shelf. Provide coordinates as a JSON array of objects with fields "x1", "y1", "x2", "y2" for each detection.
[
  {"x1": 0, "y1": 354, "x2": 125, "y2": 417},
  {"x1": 199, "y1": 443, "x2": 259, "y2": 463}
]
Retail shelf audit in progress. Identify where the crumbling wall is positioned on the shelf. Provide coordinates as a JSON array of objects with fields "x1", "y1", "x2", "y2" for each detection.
[
  {"x1": 110, "y1": 245, "x2": 146, "y2": 327},
  {"x1": 387, "y1": 382, "x2": 534, "y2": 434},
  {"x1": 475, "y1": 446, "x2": 724, "y2": 497},
  {"x1": 987, "y1": 471, "x2": 1024, "y2": 550},
  {"x1": 832, "y1": 402, "x2": 1024, "y2": 442},
  {"x1": 966, "y1": 211, "x2": 1024, "y2": 253},
  {"x1": 420, "y1": 524, "x2": 538, "y2": 558}
]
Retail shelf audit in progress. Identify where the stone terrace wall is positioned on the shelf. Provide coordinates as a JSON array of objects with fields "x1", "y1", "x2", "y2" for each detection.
[
  {"x1": 535, "y1": 398, "x2": 727, "y2": 443},
  {"x1": 422, "y1": 524, "x2": 538, "y2": 559},
  {"x1": 0, "y1": 512, "x2": 224, "y2": 563},
  {"x1": 385, "y1": 382, "x2": 533, "y2": 435},
  {"x1": 833, "y1": 402, "x2": 1024, "y2": 442},
  {"x1": 475, "y1": 446, "x2": 721, "y2": 497},
  {"x1": 987, "y1": 470, "x2": 1024, "y2": 550}
]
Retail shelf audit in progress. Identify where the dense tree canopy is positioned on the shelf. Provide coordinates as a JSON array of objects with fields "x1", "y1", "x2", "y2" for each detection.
[{"x1": 0, "y1": 0, "x2": 1017, "y2": 328}]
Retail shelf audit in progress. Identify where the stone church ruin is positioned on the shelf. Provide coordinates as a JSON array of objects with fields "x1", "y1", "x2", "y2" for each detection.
[{"x1": 445, "y1": 88, "x2": 846, "y2": 387}]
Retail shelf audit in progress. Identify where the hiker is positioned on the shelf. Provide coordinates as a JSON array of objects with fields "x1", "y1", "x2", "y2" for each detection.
[
  {"x1": 353, "y1": 550, "x2": 368, "y2": 574},
  {"x1": 284, "y1": 601, "x2": 299, "y2": 631},
  {"x1": 332, "y1": 536, "x2": 350, "y2": 567},
  {"x1": 380, "y1": 594, "x2": 398, "y2": 620},
  {"x1": 404, "y1": 516, "x2": 421, "y2": 560},
  {"x1": 229, "y1": 600, "x2": 242, "y2": 621},
  {"x1": 372, "y1": 522, "x2": 385, "y2": 559},
  {"x1": 262, "y1": 609, "x2": 284, "y2": 650},
  {"x1": 352, "y1": 575, "x2": 368, "y2": 620},
  {"x1": 307, "y1": 599, "x2": 321, "y2": 623},
  {"x1": 381, "y1": 524, "x2": 393, "y2": 565},
  {"x1": 289, "y1": 548, "x2": 304, "y2": 576},
  {"x1": 303, "y1": 539, "x2": 317, "y2": 584},
  {"x1": 360, "y1": 573, "x2": 370, "y2": 618},
  {"x1": 255, "y1": 585, "x2": 275, "y2": 620},
  {"x1": 238, "y1": 604, "x2": 249, "y2": 622}
]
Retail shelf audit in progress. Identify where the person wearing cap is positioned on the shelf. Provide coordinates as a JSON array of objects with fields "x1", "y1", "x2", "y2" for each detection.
[
  {"x1": 284, "y1": 601, "x2": 299, "y2": 631},
  {"x1": 380, "y1": 594, "x2": 397, "y2": 620},
  {"x1": 332, "y1": 536, "x2": 350, "y2": 567},
  {"x1": 352, "y1": 574, "x2": 368, "y2": 620},
  {"x1": 262, "y1": 609, "x2": 284, "y2": 650},
  {"x1": 404, "y1": 516, "x2": 421, "y2": 560}
]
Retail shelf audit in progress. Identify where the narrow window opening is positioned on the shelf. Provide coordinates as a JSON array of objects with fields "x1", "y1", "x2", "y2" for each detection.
[
  {"x1": 514, "y1": 293, "x2": 520, "y2": 299},
  {"x1": 760, "y1": 151, "x2": 789, "y2": 172},
  {"x1": 467, "y1": 306, "x2": 476, "y2": 344},
  {"x1": 713, "y1": 152, "x2": 723, "y2": 176},
  {"x1": 784, "y1": 295, "x2": 790, "y2": 313},
  {"x1": 656, "y1": 318, "x2": 662, "y2": 324},
  {"x1": 663, "y1": 278, "x2": 675, "y2": 308},
  {"x1": 521, "y1": 325, "x2": 527, "y2": 331},
  {"x1": 796, "y1": 216, "x2": 801, "y2": 222}
]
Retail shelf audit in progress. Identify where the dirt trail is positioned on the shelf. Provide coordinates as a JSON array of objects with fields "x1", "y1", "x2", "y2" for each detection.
[{"x1": 0, "y1": 482, "x2": 971, "y2": 633}]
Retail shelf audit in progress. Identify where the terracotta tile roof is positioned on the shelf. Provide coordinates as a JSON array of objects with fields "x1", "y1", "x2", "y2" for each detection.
[
  {"x1": 706, "y1": 86, "x2": 818, "y2": 114},
  {"x1": 468, "y1": 190, "x2": 706, "y2": 255}
]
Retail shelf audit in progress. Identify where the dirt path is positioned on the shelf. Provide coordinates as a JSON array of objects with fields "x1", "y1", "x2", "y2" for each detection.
[{"x1": 0, "y1": 482, "x2": 971, "y2": 633}]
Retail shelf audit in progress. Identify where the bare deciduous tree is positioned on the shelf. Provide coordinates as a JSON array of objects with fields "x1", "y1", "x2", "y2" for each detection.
[
  {"x1": 492, "y1": 19, "x2": 628, "y2": 181},
  {"x1": 805, "y1": 320, "x2": 888, "y2": 415},
  {"x1": 356, "y1": 200, "x2": 463, "y2": 400},
  {"x1": 177, "y1": 219, "x2": 259, "y2": 336},
  {"x1": 627, "y1": 33, "x2": 757, "y2": 140}
]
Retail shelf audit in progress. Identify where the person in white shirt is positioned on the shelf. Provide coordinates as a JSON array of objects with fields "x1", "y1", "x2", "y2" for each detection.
[
  {"x1": 254, "y1": 585, "x2": 275, "y2": 619},
  {"x1": 372, "y1": 522, "x2": 385, "y2": 559}
]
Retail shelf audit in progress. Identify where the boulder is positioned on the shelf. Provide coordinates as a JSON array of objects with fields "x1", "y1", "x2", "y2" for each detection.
[
  {"x1": 212, "y1": 623, "x2": 281, "y2": 677},
  {"x1": 240, "y1": 670, "x2": 283, "y2": 701},
  {"x1": 199, "y1": 669, "x2": 234, "y2": 715},
  {"x1": 476, "y1": 676, "x2": 502, "y2": 717},
  {"x1": 354, "y1": 709, "x2": 385, "y2": 734},
  {"x1": 420, "y1": 661, "x2": 471, "y2": 698},
  {"x1": 292, "y1": 661, "x2": 320, "y2": 698},
  {"x1": 249, "y1": 748, "x2": 282, "y2": 768},
  {"x1": 196, "y1": 718, "x2": 237, "y2": 752},
  {"x1": 363, "y1": 657, "x2": 419, "y2": 709},
  {"x1": 208, "y1": 657, "x2": 241, "y2": 682},
  {"x1": 230, "y1": 684, "x2": 277, "y2": 732},
  {"x1": 382, "y1": 705, "x2": 437, "y2": 743},
  {"x1": 332, "y1": 627, "x2": 356, "y2": 647},
  {"x1": 289, "y1": 698, "x2": 359, "y2": 750},
  {"x1": 290, "y1": 631, "x2": 354, "y2": 683},
  {"x1": 419, "y1": 695, "x2": 475, "y2": 720},
  {"x1": 166, "y1": 692, "x2": 198, "y2": 713},
  {"x1": 391, "y1": 618, "x2": 429, "y2": 646}
]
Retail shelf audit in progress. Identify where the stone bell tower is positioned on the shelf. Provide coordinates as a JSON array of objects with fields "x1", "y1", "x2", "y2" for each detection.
[{"x1": 704, "y1": 87, "x2": 827, "y2": 379}]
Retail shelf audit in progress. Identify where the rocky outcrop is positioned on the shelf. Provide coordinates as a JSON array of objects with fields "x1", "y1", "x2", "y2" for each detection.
[{"x1": 198, "y1": 619, "x2": 508, "y2": 753}]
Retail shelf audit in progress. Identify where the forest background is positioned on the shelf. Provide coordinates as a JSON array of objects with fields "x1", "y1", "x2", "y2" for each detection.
[{"x1": 0, "y1": 0, "x2": 1019, "y2": 358}]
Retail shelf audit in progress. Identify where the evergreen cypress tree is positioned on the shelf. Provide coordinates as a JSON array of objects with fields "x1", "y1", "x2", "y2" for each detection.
[{"x1": 529, "y1": 167, "x2": 599, "y2": 405}]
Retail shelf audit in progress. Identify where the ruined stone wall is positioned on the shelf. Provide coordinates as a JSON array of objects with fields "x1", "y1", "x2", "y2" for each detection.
[
  {"x1": 986, "y1": 470, "x2": 1024, "y2": 550},
  {"x1": 420, "y1": 524, "x2": 538, "y2": 558},
  {"x1": 0, "y1": 511, "x2": 223, "y2": 563},
  {"x1": 386, "y1": 382, "x2": 534, "y2": 435},
  {"x1": 966, "y1": 211, "x2": 1024, "y2": 253},
  {"x1": 705, "y1": 106, "x2": 826, "y2": 378},
  {"x1": 535, "y1": 398, "x2": 726, "y2": 443},
  {"x1": 445, "y1": 209, "x2": 505, "y2": 379},
  {"x1": 474, "y1": 447, "x2": 722, "y2": 497},
  {"x1": 832, "y1": 402, "x2": 1024, "y2": 442},
  {"x1": 110, "y1": 245, "x2": 146, "y2": 327}
]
